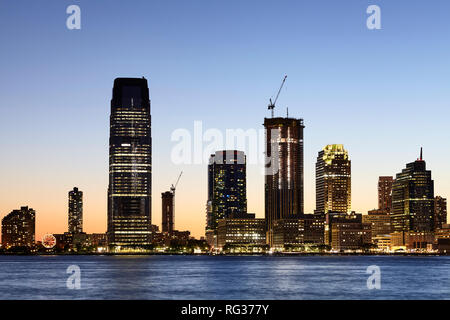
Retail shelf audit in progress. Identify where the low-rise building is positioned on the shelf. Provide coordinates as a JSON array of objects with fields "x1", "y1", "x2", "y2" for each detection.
[
  {"x1": 272, "y1": 214, "x2": 325, "y2": 250},
  {"x1": 325, "y1": 212, "x2": 371, "y2": 251},
  {"x1": 217, "y1": 214, "x2": 265, "y2": 249},
  {"x1": 363, "y1": 210, "x2": 392, "y2": 239}
]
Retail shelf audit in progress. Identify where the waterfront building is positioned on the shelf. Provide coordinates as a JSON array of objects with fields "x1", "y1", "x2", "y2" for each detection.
[
  {"x1": 363, "y1": 210, "x2": 392, "y2": 239},
  {"x1": 206, "y1": 150, "x2": 247, "y2": 236},
  {"x1": 272, "y1": 214, "x2": 325, "y2": 250},
  {"x1": 405, "y1": 232, "x2": 435, "y2": 251},
  {"x1": 434, "y1": 196, "x2": 447, "y2": 230},
  {"x1": 216, "y1": 213, "x2": 266, "y2": 250},
  {"x1": 161, "y1": 191, "x2": 174, "y2": 234},
  {"x1": 435, "y1": 224, "x2": 450, "y2": 241},
  {"x1": 68, "y1": 187, "x2": 83, "y2": 234},
  {"x1": 264, "y1": 117, "x2": 305, "y2": 246},
  {"x1": 391, "y1": 149, "x2": 434, "y2": 233},
  {"x1": 378, "y1": 176, "x2": 394, "y2": 213},
  {"x1": 325, "y1": 212, "x2": 371, "y2": 251},
  {"x1": 372, "y1": 234, "x2": 391, "y2": 252},
  {"x1": 315, "y1": 144, "x2": 351, "y2": 214},
  {"x1": 107, "y1": 77, "x2": 152, "y2": 249},
  {"x1": 1, "y1": 206, "x2": 35, "y2": 248}
]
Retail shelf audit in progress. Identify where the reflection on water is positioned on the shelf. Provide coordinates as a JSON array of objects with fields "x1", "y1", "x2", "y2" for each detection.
[{"x1": 0, "y1": 255, "x2": 449, "y2": 299}]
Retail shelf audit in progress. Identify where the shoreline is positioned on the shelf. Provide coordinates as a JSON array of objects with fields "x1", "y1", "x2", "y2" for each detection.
[{"x1": 0, "y1": 252, "x2": 447, "y2": 257}]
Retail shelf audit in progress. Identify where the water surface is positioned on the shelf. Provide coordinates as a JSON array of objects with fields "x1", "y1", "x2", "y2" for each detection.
[{"x1": 0, "y1": 255, "x2": 448, "y2": 299}]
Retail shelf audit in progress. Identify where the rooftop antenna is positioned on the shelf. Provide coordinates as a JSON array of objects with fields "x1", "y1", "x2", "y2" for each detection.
[
  {"x1": 420, "y1": 147, "x2": 423, "y2": 161},
  {"x1": 268, "y1": 75, "x2": 287, "y2": 118}
]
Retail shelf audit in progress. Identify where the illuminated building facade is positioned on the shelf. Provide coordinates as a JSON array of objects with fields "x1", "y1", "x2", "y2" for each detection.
[
  {"x1": 363, "y1": 210, "x2": 392, "y2": 238},
  {"x1": 434, "y1": 196, "x2": 447, "y2": 230},
  {"x1": 161, "y1": 191, "x2": 174, "y2": 234},
  {"x1": 378, "y1": 176, "x2": 394, "y2": 213},
  {"x1": 216, "y1": 213, "x2": 265, "y2": 249},
  {"x1": 206, "y1": 150, "x2": 247, "y2": 235},
  {"x1": 107, "y1": 77, "x2": 152, "y2": 248},
  {"x1": 391, "y1": 150, "x2": 434, "y2": 233},
  {"x1": 325, "y1": 212, "x2": 371, "y2": 251},
  {"x1": 1, "y1": 206, "x2": 35, "y2": 248},
  {"x1": 68, "y1": 187, "x2": 83, "y2": 234},
  {"x1": 272, "y1": 214, "x2": 325, "y2": 249},
  {"x1": 316, "y1": 144, "x2": 351, "y2": 214},
  {"x1": 264, "y1": 117, "x2": 305, "y2": 246}
]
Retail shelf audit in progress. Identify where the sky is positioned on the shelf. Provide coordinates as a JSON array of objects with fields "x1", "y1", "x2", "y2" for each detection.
[{"x1": 0, "y1": 0, "x2": 449, "y2": 240}]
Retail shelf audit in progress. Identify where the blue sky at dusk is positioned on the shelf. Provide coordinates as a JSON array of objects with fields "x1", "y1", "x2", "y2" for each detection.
[{"x1": 0, "y1": 0, "x2": 449, "y2": 238}]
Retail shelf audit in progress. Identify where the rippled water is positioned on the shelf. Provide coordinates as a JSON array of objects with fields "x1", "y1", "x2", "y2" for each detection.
[{"x1": 0, "y1": 255, "x2": 449, "y2": 299}]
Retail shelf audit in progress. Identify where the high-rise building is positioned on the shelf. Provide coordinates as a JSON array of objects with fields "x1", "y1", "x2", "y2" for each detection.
[
  {"x1": 206, "y1": 150, "x2": 247, "y2": 236},
  {"x1": 378, "y1": 176, "x2": 394, "y2": 213},
  {"x1": 315, "y1": 144, "x2": 351, "y2": 214},
  {"x1": 391, "y1": 149, "x2": 434, "y2": 232},
  {"x1": 1, "y1": 206, "x2": 35, "y2": 248},
  {"x1": 68, "y1": 187, "x2": 83, "y2": 234},
  {"x1": 264, "y1": 117, "x2": 304, "y2": 246},
  {"x1": 434, "y1": 196, "x2": 447, "y2": 230},
  {"x1": 107, "y1": 77, "x2": 152, "y2": 249},
  {"x1": 161, "y1": 191, "x2": 174, "y2": 234}
]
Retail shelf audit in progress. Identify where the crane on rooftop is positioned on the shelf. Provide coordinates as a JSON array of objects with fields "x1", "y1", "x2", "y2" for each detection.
[
  {"x1": 268, "y1": 75, "x2": 287, "y2": 118},
  {"x1": 169, "y1": 171, "x2": 183, "y2": 232}
]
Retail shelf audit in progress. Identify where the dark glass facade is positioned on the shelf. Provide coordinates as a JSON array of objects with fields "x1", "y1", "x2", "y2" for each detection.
[
  {"x1": 264, "y1": 117, "x2": 304, "y2": 246},
  {"x1": 107, "y1": 78, "x2": 152, "y2": 248},
  {"x1": 161, "y1": 191, "x2": 174, "y2": 234},
  {"x1": 206, "y1": 150, "x2": 247, "y2": 234},
  {"x1": 68, "y1": 187, "x2": 83, "y2": 234},
  {"x1": 1, "y1": 206, "x2": 35, "y2": 248},
  {"x1": 391, "y1": 156, "x2": 434, "y2": 232}
]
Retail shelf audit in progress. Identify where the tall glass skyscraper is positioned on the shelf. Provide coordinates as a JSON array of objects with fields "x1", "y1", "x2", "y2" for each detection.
[
  {"x1": 264, "y1": 117, "x2": 304, "y2": 246},
  {"x1": 68, "y1": 187, "x2": 83, "y2": 234},
  {"x1": 315, "y1": 144, "x2": 351, "y2": 214},
  {"x1": 206, "y1": 150, "x2": 247, "y2": 235},
  {"x1": 391, "y1": 150, "x2": 434, "y2": 232},
  {"x1": 107, "y1": 77, "x2": 152, "y2": 249}
]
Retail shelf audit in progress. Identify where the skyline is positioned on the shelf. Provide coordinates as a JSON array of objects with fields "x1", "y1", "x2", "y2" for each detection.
[{"x1": 1, "y1": 1, "x2": 450, "y2": 240}]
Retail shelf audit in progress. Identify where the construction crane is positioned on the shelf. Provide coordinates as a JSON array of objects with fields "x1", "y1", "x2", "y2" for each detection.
[
  {"x1": 170, "y1": 171, "x2": 183, "y2": 195},
  {"x1": 268, "y1": 75, "x2": 287, "y2": 118},
  {"x1": 167, "y1": 171, "x2": 182, "y2": 233}
]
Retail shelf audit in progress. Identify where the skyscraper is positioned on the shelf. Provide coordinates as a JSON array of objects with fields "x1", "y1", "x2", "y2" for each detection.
[
  {"x1": 161, "y1": 191, "x2": 174, "y2": 234},
  {"x1": 434, "y1": 196, "x2": 447, "y2": 230},
  {"x1": 206, "y1": 150, "x2": 247, "y2": 236},
  {"x1": 68, "y1": 187, "x2": 83, "y2": 234},
  {"x1": 264, "y1": 117, "x2": 304, "y2": 246},
  {"x1": 315, "y1": 144, "x2": 351, "y2": 214},
  {"x1": 378, "y1": 176, "x2": 394, "y2": 213},
  {"x1": 1, "y1": 206, "x2": 35, "y2": 248},
  {"x1": 107, "y1": 77, "x2": 152, "y2": 249},
  {"x1": 391, "y1": 149, "x2": 434, "y2": 232}
]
